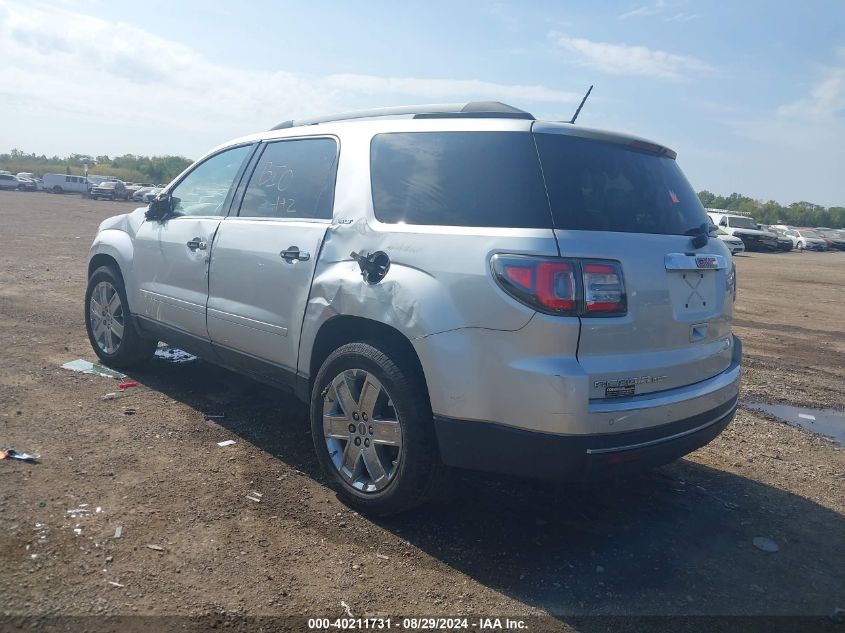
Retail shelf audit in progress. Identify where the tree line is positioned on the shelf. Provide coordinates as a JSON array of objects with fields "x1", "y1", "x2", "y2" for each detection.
[
  {"x1": 698, "y1": 191, "x2": 845, "y2": 229},
  {"x1": 0, "y1": 149, "x2": 192, "y2": 185}
]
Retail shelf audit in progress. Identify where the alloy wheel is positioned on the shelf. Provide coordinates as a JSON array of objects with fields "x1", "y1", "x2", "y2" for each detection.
[
  {"x1": 89, "y1": 281, "x2": 125, "y2": 354},
  {"x1": 322, "y1": 369, "x2": 403, "y2": 493}
]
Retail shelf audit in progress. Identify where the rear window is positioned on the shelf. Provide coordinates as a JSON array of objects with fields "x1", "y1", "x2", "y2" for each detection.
[
  {"x1": 535, "y1": 134, "x2": 709, "y2": 235},
  {"x1": 370, "y1": 132, "x2": 551, "y2": 228}
]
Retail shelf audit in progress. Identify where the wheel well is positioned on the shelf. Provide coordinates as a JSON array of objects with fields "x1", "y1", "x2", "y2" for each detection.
[
  {"x1": 309, "y1": 316, "x2": 428, "y2": 392},
  {"x1": 88, "y1": 254, "x2": 122, "y2": 280}
]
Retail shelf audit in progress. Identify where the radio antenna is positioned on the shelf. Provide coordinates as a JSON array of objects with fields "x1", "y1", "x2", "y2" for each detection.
[{"x1": 569, "y1": 85, "x2": 593, "y2": 124}]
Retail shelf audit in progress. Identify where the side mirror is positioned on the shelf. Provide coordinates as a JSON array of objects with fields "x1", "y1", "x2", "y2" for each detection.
[{"x1": 145, "y1": 194, "x2": 172, "y2": 221}]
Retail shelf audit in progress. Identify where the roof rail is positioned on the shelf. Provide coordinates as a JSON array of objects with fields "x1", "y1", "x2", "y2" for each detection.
[{"x1": 270, "y1": 101, "x2": 534, "y2": 130}]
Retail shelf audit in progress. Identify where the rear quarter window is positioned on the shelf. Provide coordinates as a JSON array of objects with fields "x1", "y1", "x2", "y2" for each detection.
[
  {"x1": 370, "y1": 132, "x2": 551, "y2": 228},
  {"x1": 535, "y1": 134, "x2": 709, "y2": 235}
]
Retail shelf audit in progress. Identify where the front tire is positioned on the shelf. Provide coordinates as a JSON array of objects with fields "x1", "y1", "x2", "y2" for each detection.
[
  {"x1": 310, "y1": 341, "x2": 443, "y2": 516},
  {"x1": 85, "y1": 265, "x2": 156, "y2": 368}
]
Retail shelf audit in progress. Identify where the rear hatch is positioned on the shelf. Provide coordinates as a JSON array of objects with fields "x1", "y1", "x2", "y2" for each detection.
[{"x1": 533, "y1": 124, "x2": 735, "y2": 399}]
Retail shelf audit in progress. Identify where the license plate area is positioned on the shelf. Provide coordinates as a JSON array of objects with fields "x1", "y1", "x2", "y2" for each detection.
[{"x1": 664, "y1": 253, "x2": 725, "y2": 319}]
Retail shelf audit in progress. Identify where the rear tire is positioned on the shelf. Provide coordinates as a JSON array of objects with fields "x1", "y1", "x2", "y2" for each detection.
[
  {"x1": 52, "y1": 186, "x2": 63, "y2": 194},
  {"x1": 85, "y1": 265, "x2": 156, "y2": 368},
  {"x1": 310, "y1": 341, "x2": 443, "y2": 516}
]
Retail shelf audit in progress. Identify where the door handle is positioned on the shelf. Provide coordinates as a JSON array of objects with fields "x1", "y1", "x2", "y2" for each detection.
[
  {"x1": 280, "y1": 247, "x2": 310, "y2": 262},
  {"x1": 186, "y1": 237, "x2": 208, "y2": 251}
]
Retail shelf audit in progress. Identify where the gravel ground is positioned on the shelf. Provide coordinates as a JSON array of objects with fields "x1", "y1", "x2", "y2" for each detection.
[{"x1": 0, "y1": 191, "x2": 843, "y2": 630}]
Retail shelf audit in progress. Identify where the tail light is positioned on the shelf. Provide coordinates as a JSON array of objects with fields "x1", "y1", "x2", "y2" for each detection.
[{"x1": 491, "y1": 255, "x2": 626, "y2": 317}]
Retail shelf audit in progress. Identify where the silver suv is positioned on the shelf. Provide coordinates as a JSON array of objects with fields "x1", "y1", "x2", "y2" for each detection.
[{"x1": 85, "y1": 102, "x2": 741, "y2": 515}]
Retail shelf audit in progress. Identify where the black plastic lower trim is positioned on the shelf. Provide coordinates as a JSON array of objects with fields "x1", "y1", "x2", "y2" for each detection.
[{"x1": 433, "y1": 397, "x2": 737, "y2": 481}]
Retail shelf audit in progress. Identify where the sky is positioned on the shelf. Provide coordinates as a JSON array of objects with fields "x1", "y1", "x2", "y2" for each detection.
[{"x1": 1, "y1": 0, "x2": 843, "y2": 206}]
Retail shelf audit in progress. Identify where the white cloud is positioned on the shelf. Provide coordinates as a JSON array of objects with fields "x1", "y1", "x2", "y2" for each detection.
[
  {"x1": 552, "y1": 35, "x2": 713, "y2": 80},
  {"x1": 619, "y1": 1, "x2": 698, "y2": 22},
  {"x1": 664, "y1": 12, "x2": 699, "y2": 22},
  {"x1": 0, "y1": 2, "x2": 578, "y2": 156},
  {"x1": 618, "y1": 0, "x2": 668, "y2": 20},
  {"x1": 777, "y1": 49, "x2": 845, "y2": 119}
]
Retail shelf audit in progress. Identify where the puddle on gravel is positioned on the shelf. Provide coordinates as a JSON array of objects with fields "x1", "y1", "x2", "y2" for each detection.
[{"x1": 744, "y1": 403, "x2": 845, "y2": 446}]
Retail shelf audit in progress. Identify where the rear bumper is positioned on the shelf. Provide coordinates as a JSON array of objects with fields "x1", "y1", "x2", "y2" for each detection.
[
  {"x1": 432, "y1": 335, "x2": 742, "y2": 481},
  {"x1": 435, "y1": 396, "x2": 736, "y2": 480}
]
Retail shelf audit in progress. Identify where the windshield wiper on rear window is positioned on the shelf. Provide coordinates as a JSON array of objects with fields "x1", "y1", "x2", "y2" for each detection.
[{"x1": 684, "y1": 223, "x2": 710, "y2": 248}]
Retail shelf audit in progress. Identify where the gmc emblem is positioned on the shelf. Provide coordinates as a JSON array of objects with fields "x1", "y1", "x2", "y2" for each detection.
[{"x1": 695, "y1": 256, "x2": 718, "y2": 269}]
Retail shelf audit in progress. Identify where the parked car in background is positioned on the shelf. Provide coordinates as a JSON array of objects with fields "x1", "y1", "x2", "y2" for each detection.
[
  {"x1": 16, "y1": 172, "x2": 42, "y2": 190},
  {"x1": 760, "y1": 225, "x2": 794, "y2": 252},
  {"x1": 712, "y1": 226, "x2": 745, "y2": 254},
  {"x1": 706, "y1": 210, "x2": 779, "y2": 251},
  {"x1": 0, "y1": 173, "x2": 20, "y2": 190},
  {"x1": 816, "y1": 229, "x2": 845, "y2": 251},
  {"x1": 132, "y1": 186, "x2": 155, "y2": 202},
  {"x1": 42, "y1": 173, "x2": 91, "y2": 194},
  {"x1": 90, "y1": 180, "x2": 130, "y2": 201},
  {"x1": 782, "y1": 228, "x2": 828, "y2": 251},
  {"x1": 85, "y1": 101, "x2": 741, "y2": 515},
  {"x1": 15, "y1": 176, "x2": 38, "y2": 191},
  {"x1": 87, "y1": 175, "x2": 109, "y2": 188},
  {"x1": 124, "y1": 183, "x2": 144, "y2": 198},
  {"x1": 142, "y1": 187, "x2": 163, "y2": 203}
]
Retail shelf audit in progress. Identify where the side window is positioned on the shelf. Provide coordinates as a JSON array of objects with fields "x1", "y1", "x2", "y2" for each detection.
[
  {"x1": 719, "y1": 217, "x2": 727, "y2": 226},
  {"x1": 370, "y1": 132, "x2": 551, "y2": 228},
  {"x1": 66, "y1": 176, "x2": 72, "y2": 183},
  {"x1": 170, "y1": 145, "x2": 251, "y2": 217},
  {"x1": 238, "y1": 138, "x2": 338, "y2": 219}
]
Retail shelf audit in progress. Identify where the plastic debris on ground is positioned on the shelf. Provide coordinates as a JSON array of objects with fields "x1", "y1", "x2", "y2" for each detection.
[
  {"x1": 114, "y1": 526, "x2": 123, "y2": 539},
  {"x1": 118, "y1": 381, "x2": 138, "y2": 390},
  {"x1": 146, "y1": 544, "x2": 164, "y2": 552},
  {"x1": 67, "y1": 504, "x2": 90, "y2": 518},
  {"x1": 61, "y1": 359, "x2": 127, "y2": 379},
  {"x1": 246, "y1": 491, "x2": 263, "y2": 503},
  {"x1": 1, "y1": 448, "x2": 40, "y2": 463},
  {"x1": 204, "y1": 413, "x2": 225, "y2": 420},
  {"x1": 154, "y1": 344, "x2": 197, "y2": 364},
  {"x1": 217, "y1": 440, "x2": 236, "y2": 447}
]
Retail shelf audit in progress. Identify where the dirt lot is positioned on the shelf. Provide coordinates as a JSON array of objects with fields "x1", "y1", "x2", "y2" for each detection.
[{"x1": 1, "y1": 191, "x2": 843, "y2": 629}]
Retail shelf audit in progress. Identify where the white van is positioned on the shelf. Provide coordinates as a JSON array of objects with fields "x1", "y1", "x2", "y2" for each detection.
[{"x1": 43, "y1": 173, "x2": 90, "y2": 194}]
